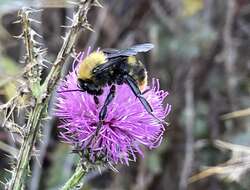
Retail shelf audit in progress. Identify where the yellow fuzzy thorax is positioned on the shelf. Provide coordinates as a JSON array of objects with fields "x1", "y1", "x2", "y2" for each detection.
[
  {"x1": 127, "y1": 56, "x2": 136, "y2": 64},
  {"x1": 78, "y1": 51, "x2": 106, "y2": 80}
]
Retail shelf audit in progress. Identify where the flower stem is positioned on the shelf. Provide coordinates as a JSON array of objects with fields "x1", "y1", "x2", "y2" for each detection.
[{"x1": 61, "y1": 163, "x2": 88, "y2": 190}]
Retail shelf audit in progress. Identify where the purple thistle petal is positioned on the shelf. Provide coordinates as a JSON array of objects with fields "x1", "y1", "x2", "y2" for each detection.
[{"x1": 54, "y1": 50, "x2": 171, "y2": 165}]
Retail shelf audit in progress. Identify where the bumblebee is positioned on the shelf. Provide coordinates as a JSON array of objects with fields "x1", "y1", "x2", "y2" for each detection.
[{"x1": 60, "y1": 43, "x2": 166, "y2": 136}]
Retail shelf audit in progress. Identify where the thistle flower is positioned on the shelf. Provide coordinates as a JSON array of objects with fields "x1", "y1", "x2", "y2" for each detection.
[{"x1": 55, "y1": 51, "x2": 171, "y2": 165}]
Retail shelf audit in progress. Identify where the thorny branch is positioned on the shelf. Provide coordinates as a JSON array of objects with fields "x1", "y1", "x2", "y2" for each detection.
[
  {"x1": 0, "y1": 8, "x2": 44, "y2": 132},
  {"x1": 5, "y1": 1, "x2": 100, "y2": 189}
]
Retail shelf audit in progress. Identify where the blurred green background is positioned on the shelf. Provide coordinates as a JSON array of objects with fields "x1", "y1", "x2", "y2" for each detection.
[{"x1": 0, "y1": 0, "x2": 250, "y2": 189}]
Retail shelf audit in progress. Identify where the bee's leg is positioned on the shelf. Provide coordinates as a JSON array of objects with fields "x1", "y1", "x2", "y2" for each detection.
[
  {"x1": 87, "y1": 86, "x2": 116, "y2": 146},
  {"x1": 124, "y1": 75, "x2": 153, "y2": 112},
  {"x1": 124, "y1": 75, "x2": 168, "y2": 126},
  {"x1": 93, "y1": 95, "x2": 99, "y2": 105},
  {"x1": 96, "y1": 85, "x2": 116, "y2": 135},
  {"x1": 99, "y1": 85, "x2": 116, "y2": 121}
]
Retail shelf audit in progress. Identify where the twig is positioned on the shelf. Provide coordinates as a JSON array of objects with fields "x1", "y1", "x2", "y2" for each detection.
[
  {"x1": 0, "y1": 141, "x2": 18, "y2": 157},
  {"x1": 221, "y1": 107, "x2": 250, "y2": 120},
  {"x1": 223, "y1": 0, "x2": 237, "y2": 110},
  {"x1": 189, "y1": 140, "x2": 250, "y2": 183},
  {"x1": 132, "y1": 155, "x2": 154, "y2": 190},
  {"x1": 151, "y1": 1, "x2": 179, "y2": 34},
  {"x1": 179, "y1": 66, "x2": 195, "y2": 190}
]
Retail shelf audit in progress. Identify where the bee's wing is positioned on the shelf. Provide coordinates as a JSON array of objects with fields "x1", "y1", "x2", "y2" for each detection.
[
  {"x1": 128, "y1": 43, "x2": 154, "y2": 52},
  {"x1": 95, "y1": 43, "x2": 154, "y2": 74},
  {"x1": 102, "y1": 48, "x2": 120, "y2": 54},
  {"x1": 106, "y1": 43, "x2": 154, "y2": 58}
]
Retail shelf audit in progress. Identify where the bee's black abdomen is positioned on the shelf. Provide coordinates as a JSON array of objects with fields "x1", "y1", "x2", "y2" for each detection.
[{"x1": 128, "y1": 61, "x2": 147, "y2": 85}]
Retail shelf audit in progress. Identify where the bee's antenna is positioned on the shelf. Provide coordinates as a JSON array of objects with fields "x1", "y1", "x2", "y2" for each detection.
[{"x1": 57, "y1": 89, "x2": 84, "y2": 93}]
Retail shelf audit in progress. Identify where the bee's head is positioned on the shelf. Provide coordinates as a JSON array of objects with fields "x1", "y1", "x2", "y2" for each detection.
[{"x1": 77, "y1": 79, "x2": 103, "y2": 95}]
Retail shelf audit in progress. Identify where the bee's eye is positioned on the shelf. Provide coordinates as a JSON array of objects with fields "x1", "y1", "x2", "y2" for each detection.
[
  {"x1": 78, "y1": 79, "x2": 87, "y2": 89},
  {"x1": 82, "y1": 83, "x2": 88, "y2": 88}
]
